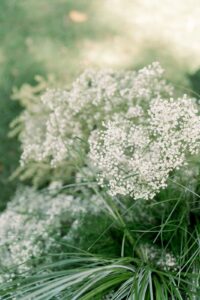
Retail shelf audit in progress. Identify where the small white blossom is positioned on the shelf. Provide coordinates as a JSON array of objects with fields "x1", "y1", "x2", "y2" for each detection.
[
  {"x1": 89, "y1": 96, "x2": 200, "y2": 200},
  {"x1": 0, "y1": 187, "x2": 82, "y2": 282},
  {"x1": 19, "y1": 63, "x2": 173, "y2": 168},
  {"x1": 142, "y1": 244, "x2": 178, "y2": 270},
  {"x1": 0, "y1": 185, "x2": 105, "y2": 283}
]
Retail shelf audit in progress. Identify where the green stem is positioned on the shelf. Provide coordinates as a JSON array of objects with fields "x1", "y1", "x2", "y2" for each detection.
[
  {"x1": 92, "y1": 186, "x2": 142, "y2": 259},
  {"x1": 107, "y1": 196, "x2": 142, "y2": 259}
]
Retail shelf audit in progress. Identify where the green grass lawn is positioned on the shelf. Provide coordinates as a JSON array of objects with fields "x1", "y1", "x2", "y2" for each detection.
[{"x1": 0, "y1": 0, "x2": 199, "y2": 210}]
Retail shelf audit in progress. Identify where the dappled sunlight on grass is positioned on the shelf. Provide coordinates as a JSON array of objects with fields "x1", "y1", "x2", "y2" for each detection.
[
  {"x1": 101, "y1": 0, "x2": 200, "y2": 70},
  {"x1": 16, "y1": 0, "x2": 200, "y2": 84}
]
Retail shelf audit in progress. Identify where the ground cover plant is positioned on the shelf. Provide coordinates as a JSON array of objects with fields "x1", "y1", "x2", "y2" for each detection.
[{"x1": 0, "y1": 63, "x2": 199, "y2": 299}]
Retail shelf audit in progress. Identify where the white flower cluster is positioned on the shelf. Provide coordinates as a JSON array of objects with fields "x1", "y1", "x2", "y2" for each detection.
[
  {"x1": 0, "y1": 186, "x2": 92, "y2": 283},
  {"x1": 20, "y1": 110, "x2": 49, "y2": 164},
  {"x1": 142, "y1": 244, "x2": 178, "y2": 271},
  {"x1": 89, "y1": 96, "x2": 200, "y2": 200},
  {"x1": 16, "y1": 62, "x2": 200, "y2": 200},
  {"x1": 19, "y1": 62, "x2": 173, "y2": 167}
]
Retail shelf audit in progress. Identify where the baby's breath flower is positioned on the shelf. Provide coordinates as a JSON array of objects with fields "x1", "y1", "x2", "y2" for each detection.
[
  {"x1": 19, "y1": 62, "x2": 172, "y2": 168},
  {"x1": 17, "y1": 62, "x2": 200, "y2": 200},
  {"x1": 0, "y1": 185, "x2": 104, "y2": 283},
  {"x1": 0, "y1": 187, "x2": 81, "y2": 281},
  {"x1": 142, "y1": 244, "x2": 179, "y2": 270},
  {"x1": 89, "y1": 96, "x2": 200, "y2": 200}
]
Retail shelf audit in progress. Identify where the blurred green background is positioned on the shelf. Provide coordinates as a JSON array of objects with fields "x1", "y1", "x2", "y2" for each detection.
[{"x1": 0, "y1": 0, "x2": 200, "y2": 210}]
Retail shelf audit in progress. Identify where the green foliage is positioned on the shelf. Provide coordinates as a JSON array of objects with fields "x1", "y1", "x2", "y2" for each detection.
[
  {"x1": 1, "y1": 251, "x2": 199, "y2": 299},
  {"x1": 0, "y1": 1, "x2": 200, "y2": 299},
  {"x1": 0, "y1": 179, "x2": 199, "y2": 299}
]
